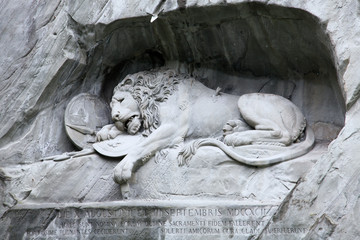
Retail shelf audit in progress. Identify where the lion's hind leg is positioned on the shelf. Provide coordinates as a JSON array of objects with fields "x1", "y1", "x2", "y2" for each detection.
[
  {"x1": 223, "y1": 128, "x2": 290, "y2": 147},
  {"x1": 222, "y1": 118, "x2": 292, "y2": 147}
]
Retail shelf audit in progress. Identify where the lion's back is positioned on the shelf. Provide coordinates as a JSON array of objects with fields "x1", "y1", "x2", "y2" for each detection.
[{"x1": 176, "y1": 80, "x2": 241, "y2": 139}]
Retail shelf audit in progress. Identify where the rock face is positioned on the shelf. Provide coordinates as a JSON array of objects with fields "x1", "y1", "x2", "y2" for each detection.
[{"x1": 0, "y1": 0, "x2": 359, "y2": 239}]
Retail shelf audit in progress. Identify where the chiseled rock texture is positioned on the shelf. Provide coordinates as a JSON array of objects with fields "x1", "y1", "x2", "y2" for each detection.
[{"x1": 0, "y1": 0, "x2": 359, "y2": 239}]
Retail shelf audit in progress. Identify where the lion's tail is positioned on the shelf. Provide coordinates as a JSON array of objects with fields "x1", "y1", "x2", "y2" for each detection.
[{"x1": 177, "y1": 127, "x2": 315, "y2": 166}]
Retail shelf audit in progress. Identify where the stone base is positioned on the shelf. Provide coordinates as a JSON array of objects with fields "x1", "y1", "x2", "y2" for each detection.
[
  {"x1": 1, "y1": 143, "x2": 326, "y2": 205},
  {"x1": 0, "y1": 200, "x2": 310, "y2": 240},
  {"x1": 0, "y1": 143, "x2": 326, "y2": 239}
]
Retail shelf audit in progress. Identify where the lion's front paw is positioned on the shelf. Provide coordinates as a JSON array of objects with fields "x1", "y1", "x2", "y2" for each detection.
[
  {"x1": 223, "y1": 119, "x2": 250, "y2": 136},
  {"x1": 113, "y1": 158, "x2": 135, "y2": 184},
  {"x1": 96, "y1": 124, "x2": 123, "y2": 142}
]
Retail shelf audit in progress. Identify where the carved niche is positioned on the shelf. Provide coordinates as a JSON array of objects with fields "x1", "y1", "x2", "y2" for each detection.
[{"x1": 65, "y1": 68, "x2": 317, "y2": 185}]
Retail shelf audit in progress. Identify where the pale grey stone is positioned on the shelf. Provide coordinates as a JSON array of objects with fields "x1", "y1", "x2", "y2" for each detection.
[
  {"x1": 65, "y1": 93, "x2": 111, "y2": 149},
  {"x1": 94, "y1": 68, "x2": 314, "y2": 185},
  {"x1": 0, "y1": 0, "x2": 359, "y2": 239}
]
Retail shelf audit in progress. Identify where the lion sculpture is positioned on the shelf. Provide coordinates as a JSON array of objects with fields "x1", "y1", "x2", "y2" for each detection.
[{"x1": 96, "y1": 68, "x2": 315, "y2": 184}]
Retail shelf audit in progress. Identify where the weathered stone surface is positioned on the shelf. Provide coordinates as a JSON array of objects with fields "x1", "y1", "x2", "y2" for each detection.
[
  {"x1": 1, "y1": 200, "x2": 281, "y2": 239},
  {"x1": 0, "y1": 145, "x2": 323, "y2": 239},
  {"x1": 1, "y1": 0, "x2": 360, "y2": 239},
  {"x1": 257, "y1": 100, "x2": 360, "y2": 240},
  {"x1": 1, "y1": 144, "x2": 324, "y2": 205},
  {"x1": 65, "y1": 93, "x2": 111, "y2": 149},
  {"x1": 0, "y1": 1, "x2": 345, "y2": 165}
]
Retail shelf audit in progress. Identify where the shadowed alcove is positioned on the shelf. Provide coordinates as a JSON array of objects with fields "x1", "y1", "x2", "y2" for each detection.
[
  {"x1": 1, "y1": 0, "x2": 348, "y2": 210},
  {"x1": 80, "y1": 2, "x2": 345, "y2": 142}
]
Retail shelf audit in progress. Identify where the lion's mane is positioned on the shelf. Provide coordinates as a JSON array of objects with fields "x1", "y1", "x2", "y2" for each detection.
[{"x1": 114, "y1": 68, "x2": 182, "y2": 136}]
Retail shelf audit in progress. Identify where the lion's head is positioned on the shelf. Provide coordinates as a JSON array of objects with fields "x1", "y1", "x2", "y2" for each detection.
[{"x1": 112, "y1": 68, "x2": 181, "y2": 136}]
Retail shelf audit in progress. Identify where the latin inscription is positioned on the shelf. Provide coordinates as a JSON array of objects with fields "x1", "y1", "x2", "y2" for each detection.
[{"x1": 17, "y1": 205, "x2": 308, "y2": 239}]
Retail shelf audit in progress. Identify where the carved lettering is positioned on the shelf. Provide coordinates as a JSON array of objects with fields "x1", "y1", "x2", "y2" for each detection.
[{"x1": 22, "y1": 205, "x2": 308, "y2": 238}]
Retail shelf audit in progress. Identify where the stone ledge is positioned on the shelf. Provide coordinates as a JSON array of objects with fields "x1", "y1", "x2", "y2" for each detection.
[{"x1": 2, "y1": 200, "x2": 297, "y2": 240}]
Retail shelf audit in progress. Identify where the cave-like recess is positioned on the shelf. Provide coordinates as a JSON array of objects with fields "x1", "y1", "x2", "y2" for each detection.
[{"x1": 83, "y1": 2, "x2": 345, "y2": 142}]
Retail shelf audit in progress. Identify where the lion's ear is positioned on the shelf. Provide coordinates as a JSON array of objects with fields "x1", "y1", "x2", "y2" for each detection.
[{"x1": 121, "y1": 78, "x2": 134, "y2": 87}]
